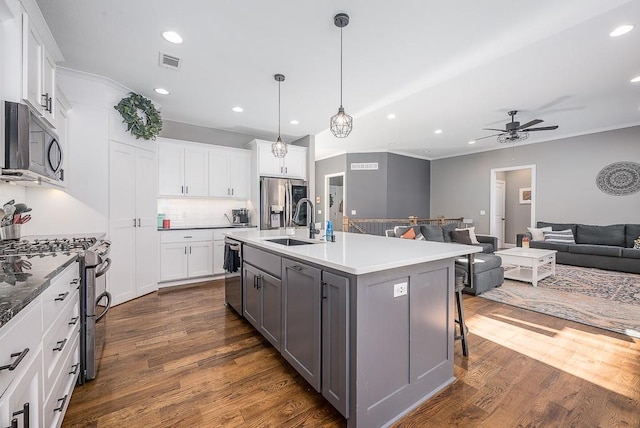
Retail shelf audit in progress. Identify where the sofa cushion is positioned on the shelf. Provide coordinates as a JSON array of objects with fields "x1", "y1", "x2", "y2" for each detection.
[
  {"x1": 576, "y1": 224, "x2": 625, "y2": 246},
  {"x1": 530, "y1": 241, "x2": 571, "y2": 252},
  {"x1": 527, "y1": 226, "x2": 552, "y2": 241},
  {"x1": 450, "y1": 229, "x2": 473, "y2": 245},
  {"x1": 474, "y1": 243, "x2": 495, "y2": 254},
  {"x1": 537, "y1": 221, "x2": 577, "y2": 236},
  {"x1": 420, "y1": 225, "x2": 445, "y2": 242},
  {"x1": 442, "y1": 223, "x2": 458, "y2": 243},
  {"x1": 626, "y1": 224, "x2": 640, "y2": 248},
  {"x1": 621, "y1": 248, "x2": 640, "y2": 259},
  {"x1": 394, "y1": 225, "x2": 419, "y2": 238},
  {"x1": 456, "y1": 253, "x2": 502, "y2": 274},
  {"x1": 568, "y1": 244, "x2": 622, "y2": 257},
  {"x1": 543, "y1": 229, "x2": 575, "y2": 244}
]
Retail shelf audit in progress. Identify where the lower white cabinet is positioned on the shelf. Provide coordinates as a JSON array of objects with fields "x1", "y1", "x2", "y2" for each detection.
[
  {"x1": 160, "y1": 230, "x2": 214, "y2": 282},
  {"x1": 213, "y1": 241, "x2": 226, "y2": 275},
  {"x1": 1, "y1": 347, "x2": 43, "y2": 428}
]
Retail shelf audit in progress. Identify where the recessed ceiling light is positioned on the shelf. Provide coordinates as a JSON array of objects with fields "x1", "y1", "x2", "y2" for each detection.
[
  {"x1": 387, "y1": 114, "x2": 396, "y2": 119},
  {"x1": 289, "y1": 120, "x2": 299, "y2": 125},
  {"x1": 631, "y1": 75, "x2": 640, "y2": 83},
  {"x1": 434, "y1": 129, "x2": 443, "y2": 134},
  {"x1": 154, "y1": 88, "x2": 169, "y2": 95},
  {"x1": 468, "y1": 140, "x2": 476, "y2": 145},
  {"x1": 162, "y1": 31, "x2": 183, "y2": 44},
  {"x1": 609, "y1": 25, "x2": 633, "y2": 37},
  {"x1": 232, "y1": 106, "x2": 244, "y2": 113}
]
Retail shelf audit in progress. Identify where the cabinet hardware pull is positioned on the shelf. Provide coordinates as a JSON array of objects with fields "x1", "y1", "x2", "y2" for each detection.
[
  {"x1": 55, "y1": 292, "x2": 69, "y2": 301},
  {"x1": 291, "y1": 265, "x2": 303, "y2": 271},
  {"x1": 41, "y1": 93, "x2": 49, "y2": 109},
  {"x1": 227, "y1": 188, "x2": 230, "y2": 195},
  {"x1": 53, "y1": 338, "x2": 67, "y2": 352},
  {"x1": 190, "y1": 247, "x2": 192, "y2": 254},
  {"x1": 6, "y1": 418, "x2": 18, "y2": 428},
  {"x1": 137, "y1": 218, "x2": 141, "y2": 227},
  {"x1": 184, "y1": 247, "x2": 187, "y2": 255},
  {"x1": 48, "y1": 96, "x2": 53, "y2": 113},
  {"x1": 231, "y1": 188, "x2": 234, "y2": 195},
  {"x1": 186, "y1": 186, "x2": 189, "y2": 194},
  {"x1": 11, "y1": 402, "x2": 29, "y2": 428},
  {"x1": 54, "y1": 395, "x2": 68, "y2": 413},
  {"x1": 0, "y1": 348, "x2": 29, "y2": 371},
  {"x1": 69, "y1": 363, "x2": 80, "y2": 375},
  {"x1": 133, "y1": 218, "x2": 137, "y2": 227},
  {"x1": 256, "y1": 275, "x2": 262, "y2": 289},
  {"x1": 69, "y1": 316, "x2": 79, "y2": 325},
  {"x1": 285, "y1": 167, "x2": 288, "y2": 174},
  {"x1": 184, "y1": 236, "x2": 193, "y2": 238},
  {"x1": 70, "y1": 278, "x2": 80, "y2": 285}
]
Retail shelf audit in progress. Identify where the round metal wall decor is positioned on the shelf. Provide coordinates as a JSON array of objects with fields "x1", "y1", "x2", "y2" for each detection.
[{"x1": 595, "y1": 161, "x2": 640, "y2": 196}]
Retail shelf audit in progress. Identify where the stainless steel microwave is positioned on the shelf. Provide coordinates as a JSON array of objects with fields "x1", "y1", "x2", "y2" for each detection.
[{"x1": 3, "y1": 101, "x2": 64, "y2": 184}]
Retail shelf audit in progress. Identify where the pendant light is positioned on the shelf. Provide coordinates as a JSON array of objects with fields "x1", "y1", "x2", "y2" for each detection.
[
  {"x1": 272, "y1": 73, "x2": 288, "y2": 158},
  {"x1": 330, "y1": 13, "x2": 352, "y2": 138}
]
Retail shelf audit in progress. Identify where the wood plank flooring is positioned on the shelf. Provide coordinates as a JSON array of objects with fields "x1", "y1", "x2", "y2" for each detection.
[{"x1": 62, "y1": 281, "x2": 640, "y2": 427}]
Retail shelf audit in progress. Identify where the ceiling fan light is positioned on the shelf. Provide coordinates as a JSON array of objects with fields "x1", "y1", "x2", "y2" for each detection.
[
  {"x1": 272, "y1": 137, "x2": 288, "y2": 158},
  {"x1": 330, "y1": 107, "x2": 353, "y2": 138}
]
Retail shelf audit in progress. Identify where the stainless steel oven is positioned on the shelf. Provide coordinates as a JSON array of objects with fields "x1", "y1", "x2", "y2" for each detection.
[
  {"x1": 223, "y1": 237, "x2": 242, "y2": 316},
  {"x1": 79, "y1": 240, "x2": 112, "y2": 384}
]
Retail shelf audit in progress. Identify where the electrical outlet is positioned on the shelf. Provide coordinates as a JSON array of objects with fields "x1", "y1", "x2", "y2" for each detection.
[
  {"x1": 351, "y1": 209, "x2": 357, "y2": 215},
  {"x1": 480, "y1": 210, "x2": 486, "y2": 215},
  {"x1": 317, "y1": 209, "x2": 322, "y2": 215},
  {"x1": 393, "y1": 282, "x2": 408, "y2": 298}
]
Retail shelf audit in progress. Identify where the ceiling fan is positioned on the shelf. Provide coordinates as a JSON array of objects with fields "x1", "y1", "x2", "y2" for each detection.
[{"x1": 476, "y1": 110, "x2": 559, "y2": 143}]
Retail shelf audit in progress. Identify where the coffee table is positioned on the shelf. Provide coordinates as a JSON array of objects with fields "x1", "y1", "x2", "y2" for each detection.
[{"x1": 494, "y1": 247, "x2": 557, "y2": 287}]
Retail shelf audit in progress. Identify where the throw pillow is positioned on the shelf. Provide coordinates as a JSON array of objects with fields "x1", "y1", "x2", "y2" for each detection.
[
  {"x1": 415, "y1": 233, "x2": 426, "y2": 241},
  {"x1": 420, "y1": 225, "x2": 445, "y2": 242},
  {"x1": 401, "y1": 228, "x2": 416, "y2": 239},
  {"x1": 543, "y1": 229, "x2": 575, "y2": 244},
  {"x1": 634, "y1": 236, "x2": 640, "y2": 250},
  {"x1": 450, "y1": 229, "x2": 473, "y2": 245},
  {"x1": 527, "y1": 226, "x2": 552, "y2": 241},
  {"x1": 442, "y1": 223, "x2": 458, "y2": 243},
  {"x1": 455, "y1": 227, "x2": 480, "y2": 244}
]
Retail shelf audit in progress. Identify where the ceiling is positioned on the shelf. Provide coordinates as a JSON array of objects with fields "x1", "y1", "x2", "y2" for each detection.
[{"x1": 36, "y1": 0, "x2": 640, "y2": 160}]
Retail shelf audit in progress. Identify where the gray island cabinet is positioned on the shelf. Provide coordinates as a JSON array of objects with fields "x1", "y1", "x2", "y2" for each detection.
[{"x1": 228, "y1": 230, "x2": 480, "y2": 427}]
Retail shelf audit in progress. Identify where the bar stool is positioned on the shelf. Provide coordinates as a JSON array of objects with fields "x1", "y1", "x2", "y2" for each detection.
[{"x1": 454, "y1": 267, "x2": 469, "y2": 357}]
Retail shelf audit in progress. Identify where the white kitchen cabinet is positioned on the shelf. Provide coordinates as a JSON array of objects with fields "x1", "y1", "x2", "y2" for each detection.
[
  {"x1": 209, "y1": 148, "x2": 250, "y2": 199},
  {"x1": 22, "y1": 13, "x2": 56, "y2": 126},
  {"x1": 254, "y1": 139, "x2": 307, "y2": 179},
  {"x1": 0, "y1": 348, "x2": 42, "y2": 428},
  {"x1": 213, "y1": 240, "x2": 226, "y2": 275},
  {"x1": 159, "y1": 230, "x2": 214, "y2": 282},
  {"x1": 109, "y1": 141, "x2": 158, "y2": 306},
  {"x1": 158, "y1": 140, "x2": 208, "y2": 197}
]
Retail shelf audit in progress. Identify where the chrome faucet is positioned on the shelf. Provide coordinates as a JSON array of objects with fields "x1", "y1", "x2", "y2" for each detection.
[{"x1": 294, "y1": 198, "x2": 319, "y2": 239}]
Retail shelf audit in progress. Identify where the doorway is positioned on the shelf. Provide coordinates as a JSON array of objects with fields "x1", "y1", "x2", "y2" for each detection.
[
  {"x1": 325, "y1": 173, "x2": 345, "y2": 231},
  {"x1": 490, "y1": 164, "x2": 536, "y2": 248}
]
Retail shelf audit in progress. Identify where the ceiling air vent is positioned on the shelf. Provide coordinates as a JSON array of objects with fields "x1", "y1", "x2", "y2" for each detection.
[
  {"x1": 350, "y1": 162, "x2": 379, "y2": 171},
  {"x1": 159, "y1": 52, "x2": 181, "y2": 70}
]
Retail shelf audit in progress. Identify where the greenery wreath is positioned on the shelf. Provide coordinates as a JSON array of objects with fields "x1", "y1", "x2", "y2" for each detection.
[{"x1": 114, "y1": 92, "x2": 163, "y2": 140}]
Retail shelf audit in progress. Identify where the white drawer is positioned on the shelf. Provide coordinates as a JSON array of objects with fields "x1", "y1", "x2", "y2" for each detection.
[
  {"x1": 213, "y1": 228, "x2": 236, "y2": 241},
  {"x1": 160, "y1": 229, "x2": 212, "y2": 243},
  {"x1": 0, "y1": 298, "x2": 42, "y2": 397},
  {"x1": 42, "y1": 263, "x2": 81, "y2": 331},
  {"x1": 44, "y1": 333, "x2": 79, "y2": 428},
  {"x1": 42, "y1": 291, "x2": 79, "y2": 394}
]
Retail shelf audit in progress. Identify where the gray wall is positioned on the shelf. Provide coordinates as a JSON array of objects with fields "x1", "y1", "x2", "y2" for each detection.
[
  {"x1": 159, "y1": 120, "x2": 261, "y2": 148},
  {"x1": 431, "y1": 125, "x2": 640, "y2": 234},
  {"x1": 505, "y1": 169, "x2": 532, "y2": 245},
  {"x1": 315, "y1": 152, "x2": 431, "y2": 224}
]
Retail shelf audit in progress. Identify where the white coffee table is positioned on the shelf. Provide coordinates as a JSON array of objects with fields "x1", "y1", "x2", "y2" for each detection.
[{"x1": 494, "y1": 247, "x2": 557, "y2": 287}]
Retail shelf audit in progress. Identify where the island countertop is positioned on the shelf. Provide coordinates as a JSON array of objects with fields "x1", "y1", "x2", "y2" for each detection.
[{"x1": 225, "y1": 229, "x2": 481, "y2": 275}]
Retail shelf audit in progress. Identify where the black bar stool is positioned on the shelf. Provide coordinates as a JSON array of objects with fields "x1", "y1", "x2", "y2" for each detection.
[{"x1": 454, "y1": 267, "x2": 469, "y2": 357}]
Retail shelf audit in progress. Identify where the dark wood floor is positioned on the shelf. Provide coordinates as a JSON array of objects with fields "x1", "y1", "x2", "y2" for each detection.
[{"x1": 62, "y1": 281, "x2": 640, "y2": 427}]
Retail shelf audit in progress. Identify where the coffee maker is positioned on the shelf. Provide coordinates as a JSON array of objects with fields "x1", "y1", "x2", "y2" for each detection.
[{"x1": 232, "y1": 209, "x2": 250, "y2": 225}]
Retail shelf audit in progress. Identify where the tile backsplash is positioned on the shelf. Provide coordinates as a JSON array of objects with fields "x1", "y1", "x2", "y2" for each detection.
[{"x1": 157, "y1": 198, "x2": 253, "y2": 227}]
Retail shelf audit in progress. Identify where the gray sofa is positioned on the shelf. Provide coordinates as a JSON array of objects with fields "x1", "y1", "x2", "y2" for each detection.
[
  {"x1": 516, "y1": 222, "x2": 640, "y2": 274},
  {"x1": 388, "y1": 224, "x2": 504, "y2": 295}
]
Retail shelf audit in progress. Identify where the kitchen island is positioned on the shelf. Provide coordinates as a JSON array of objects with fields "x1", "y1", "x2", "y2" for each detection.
[{"x1": 225, "y1": 229, "x2": 481, "y2": 428}]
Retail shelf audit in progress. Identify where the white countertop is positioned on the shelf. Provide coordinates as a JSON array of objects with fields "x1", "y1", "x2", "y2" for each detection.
[{"x1": 225, "y1": 229, "x2": 482, "y2": 275}]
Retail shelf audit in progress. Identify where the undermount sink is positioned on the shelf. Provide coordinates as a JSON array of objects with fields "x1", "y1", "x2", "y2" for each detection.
[{"x1": 266, "y1": 238, "x2": 318, "y2": 246}]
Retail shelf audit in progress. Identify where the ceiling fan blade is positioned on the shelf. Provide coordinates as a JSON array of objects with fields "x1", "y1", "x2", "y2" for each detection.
[
  {"x1": 524, "y1": 126, "x2": 559, "y2": 131},
  {"x1": 482, "y1": 128, "x2": 508, "y2": 132},
  {"x1": 517, "y1": 119, "x2": 543, "y2": 129},
  {"x1": 474, "y1": 133, "x2": 503, "y2": 141}
]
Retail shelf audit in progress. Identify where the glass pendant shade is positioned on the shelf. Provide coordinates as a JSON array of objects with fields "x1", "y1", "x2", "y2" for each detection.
[
  {"x1": 330, "y1": 106, "x2": 353, "y2": 138},
  {"x1": 272, "y1": 136, "x2": 288, "y2": 158}
]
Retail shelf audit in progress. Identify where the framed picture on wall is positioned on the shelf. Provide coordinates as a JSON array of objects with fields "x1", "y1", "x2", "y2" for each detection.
[{"x1": 519, "y1": 187, "x2": 532, "y2": 204}]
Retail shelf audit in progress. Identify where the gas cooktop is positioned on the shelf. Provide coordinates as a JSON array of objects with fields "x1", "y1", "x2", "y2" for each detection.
[{"x1": 0, "y1": 237, "x2": 98, "y2": 256}]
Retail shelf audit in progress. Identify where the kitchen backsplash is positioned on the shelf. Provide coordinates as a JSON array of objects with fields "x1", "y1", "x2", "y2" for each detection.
[{"x1": 157, "y1": 198, "x2": 254, "y2": 227}]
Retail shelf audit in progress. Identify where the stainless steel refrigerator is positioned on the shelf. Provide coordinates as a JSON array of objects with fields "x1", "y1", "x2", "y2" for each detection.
[{"x1": 260, "y1": 177, "x2": 308, "y2": 230}]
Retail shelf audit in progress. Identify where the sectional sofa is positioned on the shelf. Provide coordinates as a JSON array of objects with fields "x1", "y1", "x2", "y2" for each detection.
[{"x1": 516, "y1": 222, "x2": 640, "y2": 274}]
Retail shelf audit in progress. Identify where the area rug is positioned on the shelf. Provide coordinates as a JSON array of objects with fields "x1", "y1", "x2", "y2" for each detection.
[{"x1": 478, "y1": 264, "x2": 640, "y2": 338}]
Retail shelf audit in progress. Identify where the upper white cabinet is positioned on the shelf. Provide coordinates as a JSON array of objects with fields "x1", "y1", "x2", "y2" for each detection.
[
  {"x1": 254, "y1": 139, "x2": 307, "y2": 179},
  {"x1": 158, "y1": 139, "x2": 209, "y2": 197},
  {"x1": 209, "y1": 148, "x2": 250, "y2": 198},
  {"x1": 22, "y1": 13, "x2": 56, "y2": 126}
]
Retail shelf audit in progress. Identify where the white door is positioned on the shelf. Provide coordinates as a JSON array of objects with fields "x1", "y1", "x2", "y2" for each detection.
[
  {"x1": 494, "y1": 180, "x2": 506, "y2": 249},
  {"x1": 135, "y1": 148, "x2": 158, "y2": 297},
  {"x1": 188, "y1": 242, "x2": 214, "y2": 278},
  {"x1": 209, "y1": 150, "x2": 229, "y2": 197},
  {"x1": 184, "y1": 147, "x2": 209, "y2": 196},
  {"x1": 158, "y1": 142, "x2": 184, "y2": 196}
]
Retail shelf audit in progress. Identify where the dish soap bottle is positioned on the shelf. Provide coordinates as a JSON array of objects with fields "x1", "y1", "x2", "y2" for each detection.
[{"x1": 326, "y1": 220, "x2": 334, "y2": 242}]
